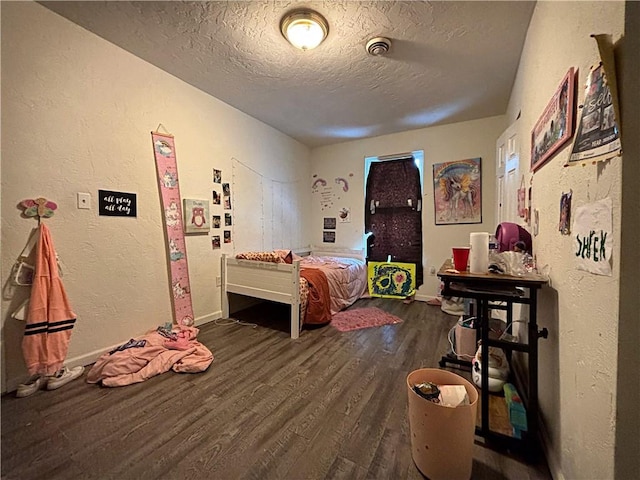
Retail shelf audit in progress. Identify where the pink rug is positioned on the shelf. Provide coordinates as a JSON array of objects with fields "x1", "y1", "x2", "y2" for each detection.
[{"x1": 331, "y1": 307, "x2": 403, "y2": 332}]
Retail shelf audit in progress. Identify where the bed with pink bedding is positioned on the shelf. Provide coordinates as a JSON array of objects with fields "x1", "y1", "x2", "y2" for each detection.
[{"x1": 221, "y1": 248, "x2": 367, "y2": 339}]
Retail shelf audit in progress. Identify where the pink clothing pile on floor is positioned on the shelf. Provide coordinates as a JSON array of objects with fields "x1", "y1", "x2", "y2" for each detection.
[{"x1": 87, "y1": 326, "x2": 213, "y2": 387}]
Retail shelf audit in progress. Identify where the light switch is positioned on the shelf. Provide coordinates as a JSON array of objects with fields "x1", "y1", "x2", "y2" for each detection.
[{"x1": 77, "y1": 192, "x2": 91, "y2": 209}]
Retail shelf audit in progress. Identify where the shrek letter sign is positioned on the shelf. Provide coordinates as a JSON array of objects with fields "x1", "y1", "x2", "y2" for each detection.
[{"x1": 572, "y1": 197, "x2": 613, "y2": 276}]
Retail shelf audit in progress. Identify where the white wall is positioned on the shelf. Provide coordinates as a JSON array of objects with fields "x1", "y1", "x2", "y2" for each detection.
[
  {"x1": 505, "y1": 2, "x2": 625, "y2": 479},
  {"x1": 309, "y1": 116, "x2": 505, "y2": 300},
  {"x1": 0, "y1": 2, "x2": 310, "y2": 392}
]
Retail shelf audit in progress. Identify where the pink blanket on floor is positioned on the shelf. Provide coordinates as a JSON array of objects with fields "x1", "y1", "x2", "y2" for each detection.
[{"x1": 87, "y1": 326, "x2": 212, "y2": 387}]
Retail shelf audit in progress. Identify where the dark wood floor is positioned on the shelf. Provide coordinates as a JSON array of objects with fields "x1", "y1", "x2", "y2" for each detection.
[{"x1": 1, "y1": 298, "x2": 551, "y2": 480}]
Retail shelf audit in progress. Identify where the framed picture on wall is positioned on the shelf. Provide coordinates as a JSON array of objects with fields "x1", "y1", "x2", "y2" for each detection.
[
  {"x1": 183, "y1": 198, "x2": 210, "y2": 234},
  {"x1": 432, "y1": 158, "x2": 482, "y2": 225},
  {"x1": 531, "y1": 67, "x2": 576, "y2": 172},
  {"x1": 323, "y1": 217, "x2": 337, "y2": 230}
]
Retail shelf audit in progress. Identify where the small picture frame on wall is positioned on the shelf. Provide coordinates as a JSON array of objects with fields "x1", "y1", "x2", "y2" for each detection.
[
  {"x1": 222, "y1": 182, "x2": 232, "y2": 210},
  {"x1": 531, "y1": 67, "x2": 576, "y2": 172},
  {"x1": 183, "y1": 198, "x2": 210, "y2": 234},
  {"x1": 339, "y1": 207, "x2": 351, "y2": 223},
  {"x1": 323, "y1": 231, "x2": 336, "y2": 243},
  {"x1": 323, "y1": 217, "x2": 337, "y2": 230},
  {"x1": 98, "y1": 190, "x2": 137, "y2": 217},
  {"x1": 559, "y1": 190, "x2": 572, "y2": 235}
]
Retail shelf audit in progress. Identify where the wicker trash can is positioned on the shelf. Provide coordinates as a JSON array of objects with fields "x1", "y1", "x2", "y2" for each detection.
[{"x1": 406, "y1": 368, "x2": 478, "y2": 480}]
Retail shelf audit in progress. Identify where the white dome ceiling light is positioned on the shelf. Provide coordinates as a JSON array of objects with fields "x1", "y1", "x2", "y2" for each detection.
[
  {"x1": 366, "y1": 37, "x2": 392, "y2": 56},
  {"x1": 280, "y1": 9, "x2": 329, "y2": 51}
]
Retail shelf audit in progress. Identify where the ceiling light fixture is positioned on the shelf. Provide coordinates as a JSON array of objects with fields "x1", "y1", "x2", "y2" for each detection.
[{"x1": 280, "y1": 9, "x2": 329, "y2": 51}]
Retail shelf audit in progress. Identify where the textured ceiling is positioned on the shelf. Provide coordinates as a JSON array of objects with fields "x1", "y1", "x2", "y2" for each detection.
[{"x1": 40, "y1": 1, "x2": 535, "y2": 148}]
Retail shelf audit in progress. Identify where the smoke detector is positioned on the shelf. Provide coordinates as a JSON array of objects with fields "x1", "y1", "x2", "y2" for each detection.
[{"x1": 366, "y1": 37, "x2": 391, "y2": 56}]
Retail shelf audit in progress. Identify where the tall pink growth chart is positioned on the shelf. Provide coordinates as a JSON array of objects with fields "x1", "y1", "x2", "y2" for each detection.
[{"x1": 151, "y1": 130, "x2": 194, "y2": 326}]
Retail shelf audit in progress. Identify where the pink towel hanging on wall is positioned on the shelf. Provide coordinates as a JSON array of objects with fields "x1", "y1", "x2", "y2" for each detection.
[{"x1": 22, "y1": 223, "x2": 76, "y2": 376}]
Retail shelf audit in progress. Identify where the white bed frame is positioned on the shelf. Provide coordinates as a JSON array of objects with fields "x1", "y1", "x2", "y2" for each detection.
[{"x1": 221, "y1": 247, "x2": 364, "y2": 339}]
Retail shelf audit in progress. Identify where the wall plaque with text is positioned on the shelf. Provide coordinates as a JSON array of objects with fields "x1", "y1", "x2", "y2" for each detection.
[{"x1": 98, "y1": 189, "x2": 137, "y2": 217}]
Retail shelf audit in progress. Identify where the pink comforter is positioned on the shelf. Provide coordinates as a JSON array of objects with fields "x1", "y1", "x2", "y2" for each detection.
[{"x1": 301, "y1": 256, "x2": 367, "y2": 315}]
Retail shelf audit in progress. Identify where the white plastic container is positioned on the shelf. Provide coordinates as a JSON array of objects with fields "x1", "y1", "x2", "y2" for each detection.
[{"x1": 469, "y1": 232, "x2": 489, "y2": 273}]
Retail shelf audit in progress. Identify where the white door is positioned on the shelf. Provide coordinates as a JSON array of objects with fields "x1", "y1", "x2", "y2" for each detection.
[
  {"x1": 495, "y1": 120, "x2": 528, "y2": 338},
  {"x1": 495, "y1": 121, "x2": 520, "y2": 225},
  {"x1": 495, "y1": 140, "x2": 506, "y2": 225}
]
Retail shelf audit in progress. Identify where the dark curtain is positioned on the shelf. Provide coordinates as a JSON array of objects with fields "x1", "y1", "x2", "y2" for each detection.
[{"x1": 365, "y1": 158, "x2": 423, "y2": 286}]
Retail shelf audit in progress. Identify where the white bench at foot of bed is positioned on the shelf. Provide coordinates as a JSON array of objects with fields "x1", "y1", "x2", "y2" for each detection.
[{"x1": 221, "y1": 254, "x2": 302, "y2": 339}]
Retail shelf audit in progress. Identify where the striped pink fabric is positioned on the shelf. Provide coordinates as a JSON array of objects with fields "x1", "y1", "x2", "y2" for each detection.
[{"x1": 22, "y1": 224, "x2": 76, "y2": 376}]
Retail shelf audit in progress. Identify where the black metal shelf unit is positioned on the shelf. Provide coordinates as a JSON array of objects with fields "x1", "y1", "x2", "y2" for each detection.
[{"x1": 437, "y1": 261, "x2": 548, "y2": 456}]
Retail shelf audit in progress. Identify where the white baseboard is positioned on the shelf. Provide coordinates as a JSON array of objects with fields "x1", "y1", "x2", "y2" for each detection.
[
  {"x1": 194, "y1": 310, "x2": 222, "y2": 327},
  {"x1": 414, "y1": 293, "x2": 436, "y2": 302}
]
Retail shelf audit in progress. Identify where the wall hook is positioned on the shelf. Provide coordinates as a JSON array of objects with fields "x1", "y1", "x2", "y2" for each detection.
[{"x1": 21, "y1": 197, "x2": 57, "y2": 224}]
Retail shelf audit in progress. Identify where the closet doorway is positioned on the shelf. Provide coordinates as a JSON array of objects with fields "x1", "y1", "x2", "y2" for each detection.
[{"x1": 364, "y1": 151, "x2": 424, "y2": 287}]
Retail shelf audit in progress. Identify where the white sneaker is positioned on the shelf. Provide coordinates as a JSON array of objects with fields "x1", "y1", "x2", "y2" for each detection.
[
  {"x1": 16, "y1": 375, "x2": 46, "y2": 398},
  {"x1": 46, "y1": 366, "x2": 85, "y2": 390}
]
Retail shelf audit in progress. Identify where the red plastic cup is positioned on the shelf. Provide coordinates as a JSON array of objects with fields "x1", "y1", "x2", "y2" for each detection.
[{"x1": 452, "y1": 247, "x2": 470, "y2": 271}]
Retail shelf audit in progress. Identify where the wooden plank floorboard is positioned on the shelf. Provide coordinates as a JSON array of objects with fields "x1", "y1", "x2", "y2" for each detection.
[
  {"x1": 132, "y1": 404, "x2": 264, "y2": 480},
  {"x1": 340, "y1": 366, "x2": 400, "y2": 470},
  {"x1": 1, "y1": 298, "x2": 552, "y2": 480},
  {"x1": 164, "y1": 407, "x2": 269, "y2": 480},
  {"x1": 0, "y1": 410, "x2": 71, "y2": 478},
  {"x1": 283, "y1": 409, "x2": 358, "y2": 480},
  {"x1": 71, "y1": 383, "x2": 214, "y2": 479},
  {"x1": 324, "y1": 455, "x2": 366, "y2": 480}
]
